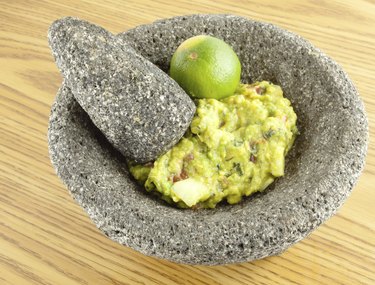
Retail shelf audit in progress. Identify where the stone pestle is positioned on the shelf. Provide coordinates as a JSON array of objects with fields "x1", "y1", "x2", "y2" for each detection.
[{"x1": 48, "y1": 17, "x2": 195, "y2": 163}]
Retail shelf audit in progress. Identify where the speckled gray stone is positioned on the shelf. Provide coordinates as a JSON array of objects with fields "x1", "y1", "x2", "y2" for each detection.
[
  {"x1": 48, "y1": 15, "x2": 368, "y2": 265},
  {"x1": 48, "y1": 17, "x2": 195, "y2": 163}
]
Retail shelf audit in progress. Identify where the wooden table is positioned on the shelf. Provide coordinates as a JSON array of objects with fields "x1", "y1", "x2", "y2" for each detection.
[{"x1": 1, "y1": 1, "x2": 374, "y2": 284}]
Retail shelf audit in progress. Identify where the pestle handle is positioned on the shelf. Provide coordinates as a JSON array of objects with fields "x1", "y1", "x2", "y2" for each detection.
[{"x1": 48, "y1": 17, "x2": 195, "y2": 163}]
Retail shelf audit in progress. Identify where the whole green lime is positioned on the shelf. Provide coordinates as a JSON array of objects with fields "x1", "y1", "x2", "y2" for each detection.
[{"x1": 169, "y1": 35, "x2": 241, "y2": 100}]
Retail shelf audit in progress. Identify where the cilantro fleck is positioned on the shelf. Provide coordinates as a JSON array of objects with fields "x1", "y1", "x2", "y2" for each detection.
[
  {"x1": 233, "y1": 162, "x2": 243, "y2": 176},
  {"x1": 263, "y1": 129, "x2": 276, "y2": 140},
  {"x1": 233, "y1": 140, "x2": 243, "y2": 147},
  {"x1": 249, "y1": 141, "x2": 258, "y2": 153}
]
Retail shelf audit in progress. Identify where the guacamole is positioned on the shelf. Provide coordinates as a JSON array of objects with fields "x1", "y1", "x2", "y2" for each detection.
[{"x1": 129, "y1": 81, "x2": 298, "y2": 208}]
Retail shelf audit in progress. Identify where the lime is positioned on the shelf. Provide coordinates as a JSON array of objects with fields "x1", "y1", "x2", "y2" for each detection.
[{"x1": 169, "y1": 35, "x2": 241, "y2": 100}]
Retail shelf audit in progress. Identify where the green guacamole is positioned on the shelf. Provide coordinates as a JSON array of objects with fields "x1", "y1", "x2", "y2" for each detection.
[{"x1": 129, "y1": 81, "x2": 298, "y2": 208}]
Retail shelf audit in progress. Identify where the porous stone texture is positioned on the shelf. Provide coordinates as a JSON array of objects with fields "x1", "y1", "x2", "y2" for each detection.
[
  {"x1": 48, "y1": 15, "x2": 368, "y2": 265},
  {"x1": 48, "y1": 17, "x2": 195, "y2": 163}
]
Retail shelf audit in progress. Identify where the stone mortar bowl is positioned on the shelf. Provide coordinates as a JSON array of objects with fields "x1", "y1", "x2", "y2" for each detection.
[{"x1": 48, "y1": 14, "x2": 368, "y2": 265}]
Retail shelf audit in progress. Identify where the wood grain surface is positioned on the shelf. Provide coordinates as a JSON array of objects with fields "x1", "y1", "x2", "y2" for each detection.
[{"x1": 1, "y1": 0, "x2": 374, "y2": 284}]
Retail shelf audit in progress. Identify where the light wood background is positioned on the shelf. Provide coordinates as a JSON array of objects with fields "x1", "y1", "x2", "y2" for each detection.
[{"x1": 1, "y1": 1, "x2": 374, "y2": 284}]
